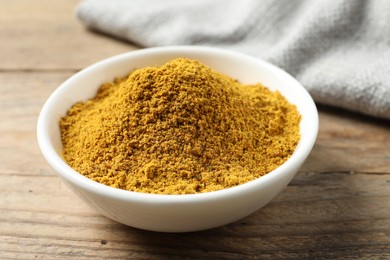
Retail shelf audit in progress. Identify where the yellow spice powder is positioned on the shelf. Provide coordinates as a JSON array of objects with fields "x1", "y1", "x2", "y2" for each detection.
[{"x1": 60, "y1": 58, "x2": 301, "y2": 194}]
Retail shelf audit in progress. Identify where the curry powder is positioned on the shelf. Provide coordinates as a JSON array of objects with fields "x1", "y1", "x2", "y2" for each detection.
[{"x1": 60, "y1": 58, "x2": 301, "y2": 194}]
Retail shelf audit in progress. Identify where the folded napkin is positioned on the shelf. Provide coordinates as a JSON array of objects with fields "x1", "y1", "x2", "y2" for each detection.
[{"x1": 77, "y1": 0, "x2": 390, "y2": 119}]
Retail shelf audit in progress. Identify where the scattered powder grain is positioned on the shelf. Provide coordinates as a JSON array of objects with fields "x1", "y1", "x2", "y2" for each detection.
[{"x1": 60, "y1": 58, "x2": 301, "y2": 195}]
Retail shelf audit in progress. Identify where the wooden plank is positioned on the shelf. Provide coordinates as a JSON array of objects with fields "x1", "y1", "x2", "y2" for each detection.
[
  {"x1": 0, "y1": 172, "x2": 389, "y2": 259},
  {"x1": 0, "y1": 72, "x2": 72, "y2": 176},
  {"x1": 302, "y1": 105, "x2": 390, "y2": 173},
  {"x1": 0, "y1": 0, "x2": 135, "y2": 70}
]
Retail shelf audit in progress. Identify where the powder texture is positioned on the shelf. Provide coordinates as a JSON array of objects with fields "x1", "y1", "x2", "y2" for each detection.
[{"x1": 60, "y1": 58, "x2": 301, "y2": 194}]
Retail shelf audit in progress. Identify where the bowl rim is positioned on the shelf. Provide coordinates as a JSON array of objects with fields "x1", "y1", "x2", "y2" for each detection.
[{"x1": 37, "y1": 46, "x2": 318, "y2": 203}]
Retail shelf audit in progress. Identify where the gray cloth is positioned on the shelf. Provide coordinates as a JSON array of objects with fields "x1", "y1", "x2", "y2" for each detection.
[{"x1": 76, "y1": 0, "x2": 390, "y2": 119}]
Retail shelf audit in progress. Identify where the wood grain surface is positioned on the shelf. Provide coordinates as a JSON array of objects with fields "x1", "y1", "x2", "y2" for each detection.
[{"x1": 1, "y1": 0, "x2": 389, "y2": 259}]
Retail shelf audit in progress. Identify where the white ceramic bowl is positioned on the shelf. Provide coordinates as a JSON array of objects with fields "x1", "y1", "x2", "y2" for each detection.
[{"x1": 37, "y1": 46, "x2": 318, "y2": 232}]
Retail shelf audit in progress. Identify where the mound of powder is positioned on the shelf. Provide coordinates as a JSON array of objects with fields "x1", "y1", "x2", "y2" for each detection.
[{"x1": 60, "y1": 58, "x2": 300, "y2": 194}]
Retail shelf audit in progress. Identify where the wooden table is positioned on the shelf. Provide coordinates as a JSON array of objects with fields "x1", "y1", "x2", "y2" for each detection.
[{"x1": 1, "y1": 1, "x2": 389, "y2": 259}]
